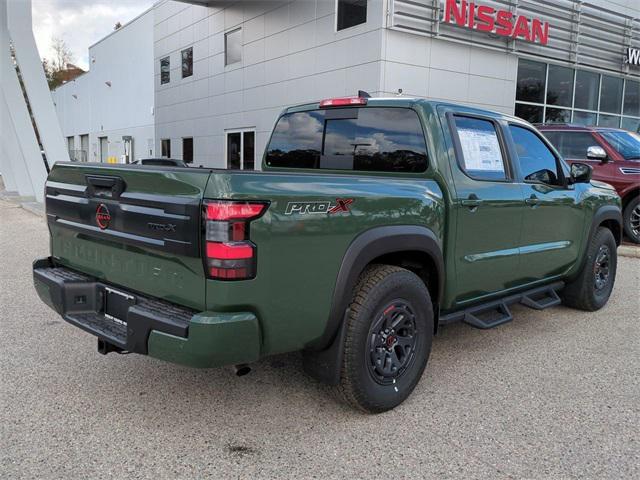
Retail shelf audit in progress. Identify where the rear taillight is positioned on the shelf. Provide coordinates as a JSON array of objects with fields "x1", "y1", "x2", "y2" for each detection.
[{"x1": 203, "y1": 200, "x2": 268, "y2": 280}]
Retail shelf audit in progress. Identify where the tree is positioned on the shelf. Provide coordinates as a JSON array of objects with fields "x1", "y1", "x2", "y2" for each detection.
[{"x1": 42, "y1": 36, "x2": 79, "y2": 90}]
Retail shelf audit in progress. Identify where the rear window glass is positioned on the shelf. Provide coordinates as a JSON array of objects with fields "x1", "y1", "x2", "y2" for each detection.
[{"x1": 265, "y1": 107, "x2": 428, "y2": 172}]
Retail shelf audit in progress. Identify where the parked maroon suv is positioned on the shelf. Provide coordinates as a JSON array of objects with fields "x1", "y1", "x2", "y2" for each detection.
[{"x1": 539, "y1": 125, "x2": 640, "y2": 243}]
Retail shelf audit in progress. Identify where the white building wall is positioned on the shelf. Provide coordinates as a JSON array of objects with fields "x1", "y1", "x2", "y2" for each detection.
[
  {"x1": 52, "y1": 8, "x2": 155, "y2": 163},
  {"x1": 154, "y1": 0, "x2": 387, "y2": 168},
  {"x1": 380, "y1": 30, "x2": 517, "y2": 114}
]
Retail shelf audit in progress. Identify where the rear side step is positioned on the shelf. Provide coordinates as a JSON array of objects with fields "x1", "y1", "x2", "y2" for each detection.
[
  {"x1": 463, "y1": 302, "x2": 513, "y2": 329},
  {"x1": 439, "y1": 282, "x2": 564, "y2": 329}
]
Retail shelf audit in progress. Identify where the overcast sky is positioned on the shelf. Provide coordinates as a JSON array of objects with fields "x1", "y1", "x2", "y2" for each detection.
[{"x1": 32, "y1": 0, "x2": 155, "y2": 70}]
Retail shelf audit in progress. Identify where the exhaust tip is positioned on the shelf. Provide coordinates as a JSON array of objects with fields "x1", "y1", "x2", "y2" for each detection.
[{"x1": 233, "y1": 364, "x2": 251, "y2": 376}]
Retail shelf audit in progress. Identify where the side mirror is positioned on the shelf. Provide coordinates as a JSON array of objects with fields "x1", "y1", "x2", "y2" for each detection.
[
  {"x1": 586, "y1": 145, "x2": 608, "y2": 163},
  {"x1": 570, "y1": 162, "x2": 593, "y2": 184}
]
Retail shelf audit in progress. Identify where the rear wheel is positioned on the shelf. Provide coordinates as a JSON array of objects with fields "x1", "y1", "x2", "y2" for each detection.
[
  {"x1": 562, "y1": 227, "x2": 617, "y2": 311},
  {"x1": 623, "y1": 196, "x2": 640, "y2": 244},
  {"x1": 334, "y1": 265, "x2": 433, "y2": 413}
]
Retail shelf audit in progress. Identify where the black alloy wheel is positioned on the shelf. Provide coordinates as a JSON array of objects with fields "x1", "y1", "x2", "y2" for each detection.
[
  {"x1": 593, "y1": 245, "x2": 611, "y2": 291},
  {"x1": 367, "y1": 300, "x2": 419, "y2": 386}
]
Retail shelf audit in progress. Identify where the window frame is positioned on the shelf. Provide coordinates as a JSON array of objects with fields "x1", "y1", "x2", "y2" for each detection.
[
  {"x1": 335, "y1": 0, "x2": 368, "y2": 32},
  {"x1": 225, "y1": 128, "x2": 256, "y2": 170},
  {"x1": 506, "y1": 122, "x2": 569, "y2": 188},
  {"x1": 447, "y1": 112, "x2": 513, "y2": 183},
  {"x1": 181, "y1": 47, "x2": 193, "y2": 79},
  {"x1": 182, "y1": 137, "x2": 193, "y2": 164},
  {"x1": 224, "y1": 28, "x2": 242, "y2": 66},
  {"x1": 161, "y1": 138, "x2": 171, "y2": 158},
  {"x1": 160, "y1": 56, "x2": 170, "y2": 85}
]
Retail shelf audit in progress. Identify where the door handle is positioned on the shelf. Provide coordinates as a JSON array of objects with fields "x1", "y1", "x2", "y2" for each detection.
[
  {"x1": 461, "y1": 194, "x2": 482, "y2": 210},
  {"x1": 525, "y1": 194, "x2": 540, "y2": 206},
  {"x1": 86, "y1": 175, "x2": 125, "y2": 198}
]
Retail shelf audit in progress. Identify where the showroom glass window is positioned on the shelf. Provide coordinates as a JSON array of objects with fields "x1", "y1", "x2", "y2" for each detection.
[
  {"x1": 181, "y1": 47, "x2": 193, "y2": 78},
  {"x1": 514, "y1": 59, "x2": 640, "y2": 131},
  {"x1": 225, "y1": 28, "x2": 242, "y2": 65},
  {"x1": 622, "y1": 80, "x2": 640, "y2": 132},
  {"x1": 160, "y1": 56, "x2": 170, "y2": 84},
  {"x1": 337, "y1": 0, "x2": 367, "y2": 31}
]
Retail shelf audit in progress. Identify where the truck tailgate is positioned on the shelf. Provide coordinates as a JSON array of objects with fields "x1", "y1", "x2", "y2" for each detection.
[{"x1": 45, "y1": 163, "x2": 210, "y2": 311}]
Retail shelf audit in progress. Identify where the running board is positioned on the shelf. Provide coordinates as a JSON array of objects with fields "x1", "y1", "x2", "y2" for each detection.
[
  {"x1": 520, "y1": 288, "x2": 561, "y2": 310},
  {"x1": 439, "y1": 282, "x2": 564, "y2": 329},
  {"x1": 464, "y1": 302, "x2": 513, "y2": 329}
]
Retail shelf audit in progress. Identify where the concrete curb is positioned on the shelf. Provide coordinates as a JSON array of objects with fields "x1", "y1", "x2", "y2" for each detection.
[
  {"x1": 619, "y1": 245, "x2": 639, "y2": 259},
  {"x1": 21, "y1": 201, "x2": 45, "y2": 217},
  {"x1": 0, "y1": 189, "x2": 45, "y2": 218}
]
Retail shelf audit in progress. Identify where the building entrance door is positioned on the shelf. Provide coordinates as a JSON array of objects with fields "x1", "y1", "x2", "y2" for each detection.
[
  {"x1": 225, "y1": 130, "x2": 255, "y2": 170},
  {"x1": 99, "y1": 136, "x2": 108, "y2": 163}
]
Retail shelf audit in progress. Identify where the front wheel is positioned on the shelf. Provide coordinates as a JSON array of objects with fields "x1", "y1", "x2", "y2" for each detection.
[
  {"x1": 333, "y1": 265, "x2": 433, "y2": 413},
  {"x1": 562, "y1": 227, "x2": 618, "y2": 311},
  {"x1": 623, "y1": 196, "x2": 640, "y2": 244}
]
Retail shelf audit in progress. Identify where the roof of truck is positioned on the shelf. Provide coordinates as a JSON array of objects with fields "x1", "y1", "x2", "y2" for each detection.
[{"x1": 284, "y1": 96, "x2": 523, "y2": 124}]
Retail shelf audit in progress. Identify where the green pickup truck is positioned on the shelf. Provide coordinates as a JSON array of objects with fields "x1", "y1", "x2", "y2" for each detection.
[{"x1": 34, "y1": 97, "x2": 622, "y2": 413}]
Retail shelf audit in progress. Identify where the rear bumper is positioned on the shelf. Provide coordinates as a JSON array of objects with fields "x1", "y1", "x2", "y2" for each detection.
[{"x1": 32, "y1": 257, "x2": 260, "y2": 368}]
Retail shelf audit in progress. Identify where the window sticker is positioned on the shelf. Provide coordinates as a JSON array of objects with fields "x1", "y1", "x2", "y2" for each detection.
[{"x1": 457, "y1": 128, "x2": 505, "y2": 173}]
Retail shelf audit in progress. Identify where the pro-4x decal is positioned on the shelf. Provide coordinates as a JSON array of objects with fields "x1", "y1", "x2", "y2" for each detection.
[{"x1": 285, "y1": 198, "x2": 354, "y2": 215}]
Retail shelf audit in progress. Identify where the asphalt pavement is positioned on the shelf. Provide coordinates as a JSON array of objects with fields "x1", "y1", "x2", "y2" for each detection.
[{"x1": 1, "y1": 198, "x2": 639, "y2": 479}]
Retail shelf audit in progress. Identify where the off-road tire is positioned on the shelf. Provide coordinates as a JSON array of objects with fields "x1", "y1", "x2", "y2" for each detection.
[
  {"x1": 333, "y1": 265, "x2": 433, "y2": 413},
  {"x1": 622, "y1": 196, "x2": 640, "y2": 244},
  {"x1": 562, "y1": 227, "x2": 617, "y2": 311}
]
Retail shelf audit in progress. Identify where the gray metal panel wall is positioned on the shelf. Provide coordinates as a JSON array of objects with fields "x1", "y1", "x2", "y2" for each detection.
[{"x1": 390, "y1": 0, "x2": 640, "y2": 78}]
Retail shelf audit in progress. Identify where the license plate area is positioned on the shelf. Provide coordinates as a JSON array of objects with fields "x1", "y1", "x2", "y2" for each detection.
[{"x1": 104, "y1": 287, "x2": 135, "y2": 325}]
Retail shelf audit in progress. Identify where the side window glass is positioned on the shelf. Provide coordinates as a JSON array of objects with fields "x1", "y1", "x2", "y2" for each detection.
[
  {"x1": 453, "y1": 116, "x2": 507, "y2": 181},
  {"x1": 353, "y1": 108, "x2": 428, "y2": 172},
  {"x1": 265, "y1": 111, "x2": 325, "y2": 168},
  {"x1": 543, "y1": 131, "x2": 598, "y2": 159},
  {"x1": 509, "y1": 125, "x2": 562, "y2": 186},
  {"x1": 323, "y1": 109, "x2": 428, "y2": 172},
  {"x1": 560, "y1": 132, "x2": 599, "y2": 159}
]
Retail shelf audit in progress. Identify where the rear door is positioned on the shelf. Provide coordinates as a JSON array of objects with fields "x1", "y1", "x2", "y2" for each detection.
[
  {"x1": 45, "y1": 163, "x2": 210, "y2": 310},
  {"x1": 444, "y1": 110, "x2": 525, "y2": 306}
]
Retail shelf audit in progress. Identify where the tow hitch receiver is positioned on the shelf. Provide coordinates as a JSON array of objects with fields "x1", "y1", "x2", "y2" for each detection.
[{"x1": 97, "y1": 338, "x2": 125, "y2": 355}]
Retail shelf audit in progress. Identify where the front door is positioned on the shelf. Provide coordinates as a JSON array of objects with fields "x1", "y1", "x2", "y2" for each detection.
[
  {"x1": 506, "y1": 124, "x2": 584, "y2": 281},
  {"x1": 447, "y1": 113, "x2": 525, "y2": 307}
]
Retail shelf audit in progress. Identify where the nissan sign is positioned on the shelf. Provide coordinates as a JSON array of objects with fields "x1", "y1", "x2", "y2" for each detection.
[{"x1": 443, "y1": 0, "x2": 550, "y2": 46}]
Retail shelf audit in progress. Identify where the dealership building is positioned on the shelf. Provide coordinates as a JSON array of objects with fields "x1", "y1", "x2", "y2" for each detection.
[{"x1": 52, "y1": 0, "x2": 640, "y2": 168}]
